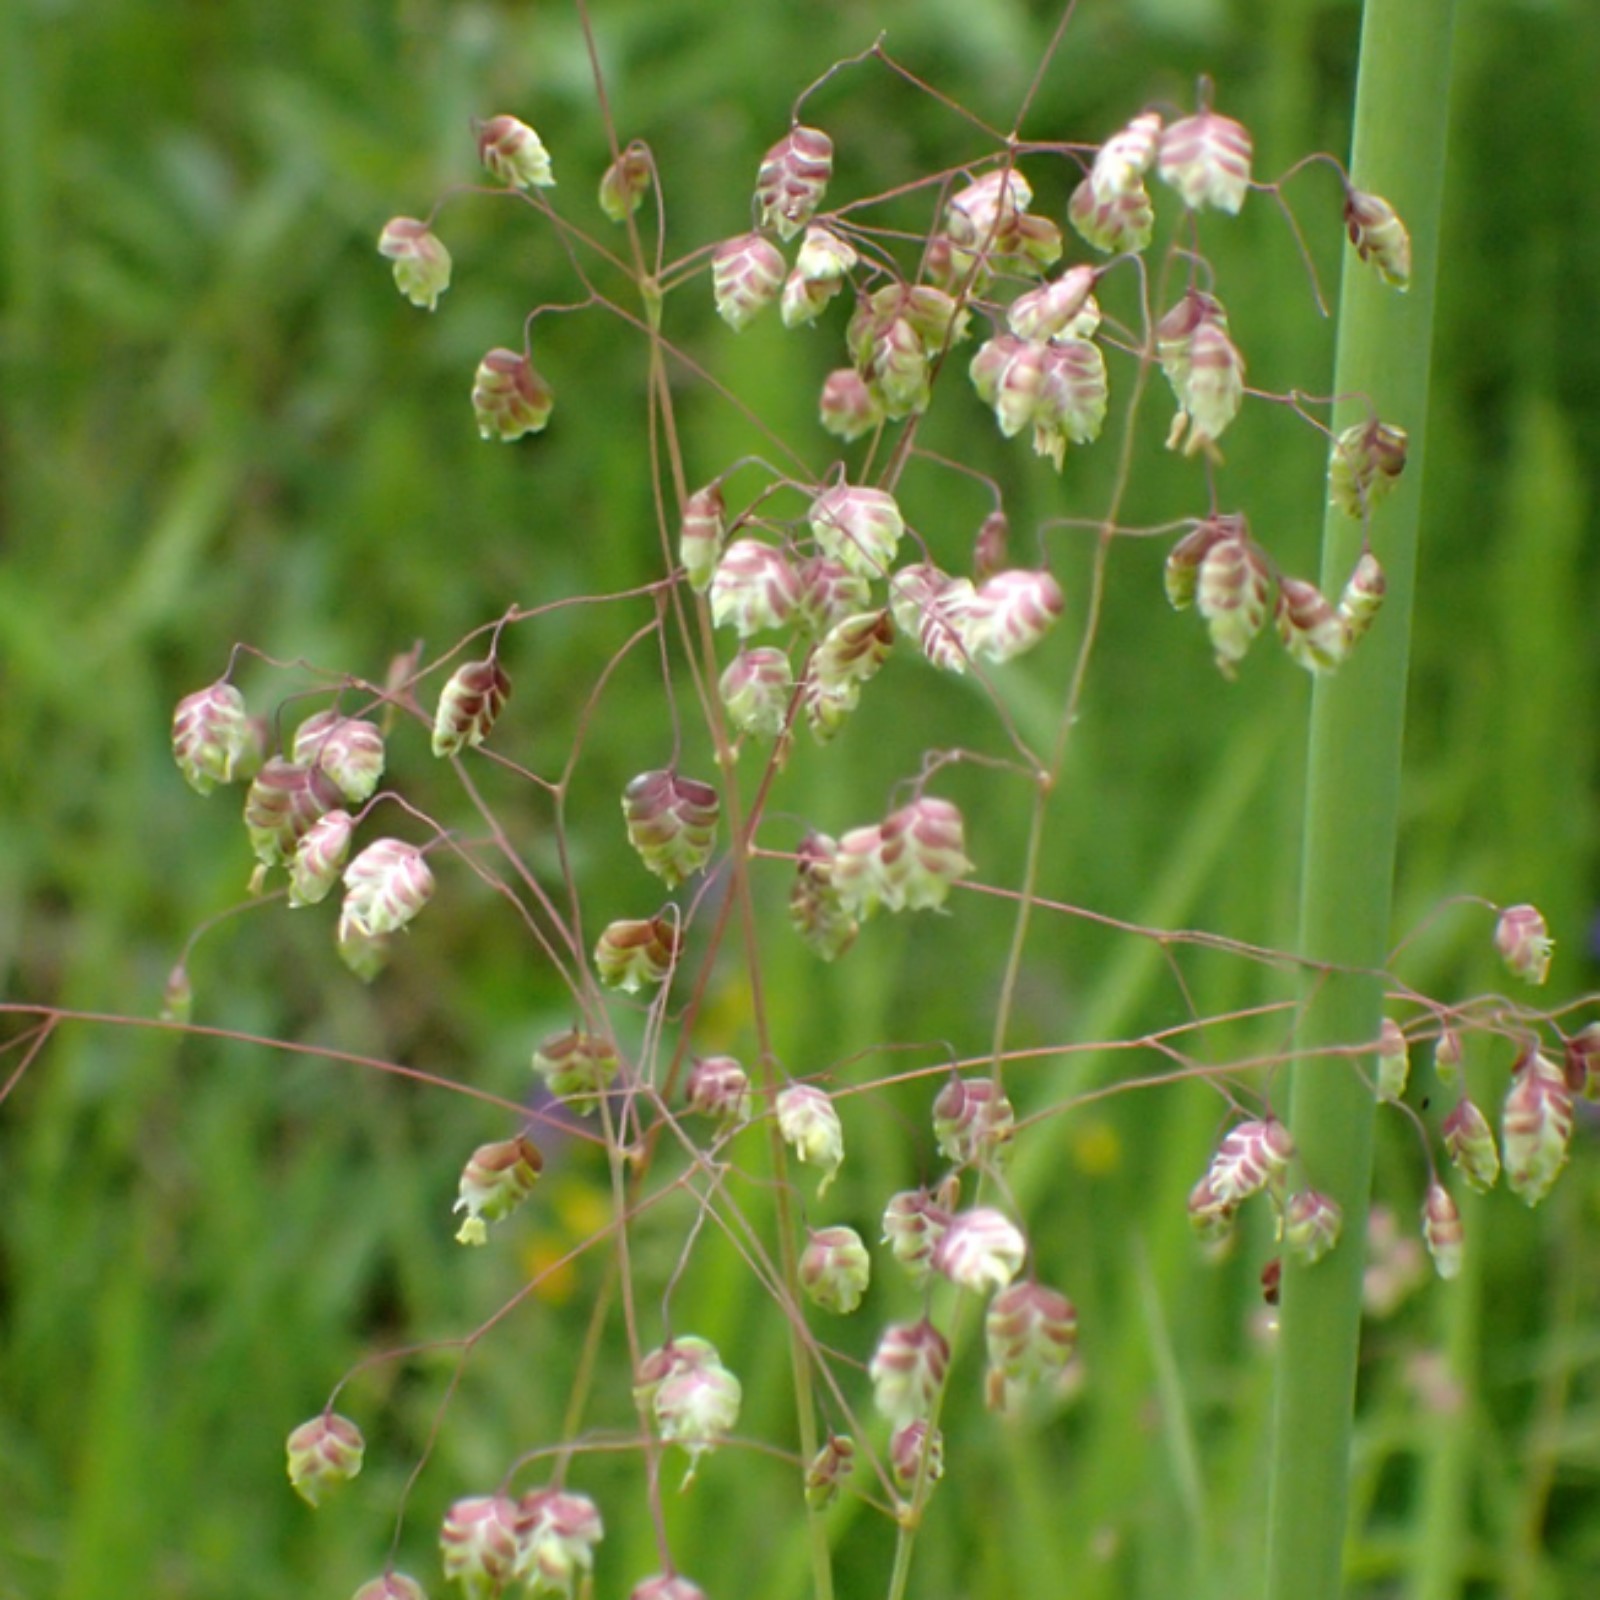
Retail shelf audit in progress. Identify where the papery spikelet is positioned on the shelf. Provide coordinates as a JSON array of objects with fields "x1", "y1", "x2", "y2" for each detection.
[
  {"x1": 1421, "y1": 1182, "x2": 1464, "y2": 1279},
  {"x1": 1376, "y1": 1018, "x2": 1410, "y2": 1100},
  {"x1": 888, "y1": 565, "x2": 979, "y2": 675},
  {"x1": 1196, "y1": 534, "x2": 1271, "y2": 677},
  {"x1": 1442, "y1": 1099, "x2": 1500, "y2": 1193},
  {"x1": 1168, "y1": 316, "x2": 1245, "y2": 456},
  {"x1": 813, "y1": 610, "x2": 894, "y2": 691},
  {"x1": 173, "y1": 680, "x2": 253, "y2": 794},
  {"x1": 294, "y1": 712, "x2": 386, "y2": 804},
  {"x1": 1502, "y1": 1049, "x2": 1572, "y2": 1205},
  {"x1": 440, "y1": 1494, "x2": 523, "y2": 1599},
  {"x1": 931, "y1": 1206, "x2": 1026, "y2": 1293},
  {"x1": 829, "y1": 823, "x2": 887, "y2": 918},
  {"x1": 622, "y1": 769, "x2": 720, "y2": 888},
  {"x1": 946, "y1": 168, "x2": 1034, "y2": 257},
  {"x1": 712, "y1": 233, "x2": 785, "y2": 331},
  {"x1": 889, "y1": 1421, "x2": 944, "y2": 1495},
  {"x1": 1014, "y1": 211, "x2": 1064, "y2": 270},
  {"x1": 1276, "y1": 577, "x2": 1348, "y2": 674},
  {"x1": 971, "y1": 335, "x2": 1043, "y2": 439},
  {"x1": 709, "y1": 539, "x2": 800, "y2": 637},
  {"x1": 245, "y1": 758, "x2": 343, "y2": 867},
  {"x1": 882, "y1": 1188, "x2": 952, "y2": 1283},
  {"x1": 288, "y1": 808, "x2": 354, "y2": 908},
  {"x1": 969, "y1": 568, "x2": 1064, "y2": 662},
  {"x1": 792, "y1": 555, "x2": 872, "y2": 636},
  {"x1": 1187, "y1": 1174, "x2": 1237, "y2": 1246},
  {"x1": 514, "y1": 1488, "x2": 604, "y2": 1599},
  {"x1": 1344, "y1": 186, "x2": 1411, "y2": 289},
  {"x1": 818, "y1": 367, "x2": 884, "y2": 441},
  {"x1": 1329, "y1": 419, "x2": 1409, "y2": 517},
  {"x1": 755, "y1": 125, "x2": 833, "y2": 240},
  {"x1": 1495, "y1": 903, "x2": 1553, "y2": 985},
  {"x1": 1338, "y1": 552, "x2": 1388, "y2": 645},
  {"x1": 1163, "y1": 517, "x2": 1234, "y2": 610},
  {"x1": 452, "y1": 1135, "x2": 543, "y2": 1246},
  {"x1": 1434, "y1": 1027, "x2": 1464, "y2": 1087},
  {"x1": 472, "y1": 348, "x2": 554, "y2": 441},
  {"x1": 594, "y1": 916, "x2": 679, "y2": 993},
  {"x1": 1205, "y1": 1117, "x2": 1294, "y2": 1204},
  {"x1": 800, "y1": 1225, "x2": 872, "y2": 1314},
  {"x1": 719, "y1": 647, "x2": 794, "y2": 739},
  {"x1": 1007, "y1": 265, "x2": 1100, "y2": 342},
  {"x1": 352, "y1": 1575, "x2": 428, "y2": 1600},
  {"x1": 686, "y1": 1055, "x2": 752, "y2": 1128},
  {"x1": 789, "y1": 831, "x2": 859, "y2": 960},
  {"x1": 652, "y1": 1345, "x2": 741, "y2": 1476},
  {"x1": 776, "y1": 1084, "x2": 844, "y2": 1195},
  {"x1": 877, "y1": 797, "x2": 973, "y2": 911},
  {"x1": 1031, "y1": 337, "x2": 1108, "y2": 468},
  {"x1": 341, "y1": 839, "x2": 434, "y2": 937},
  {"x1": 478, "y1": 114, "x2": 555, "y2": 189},
  {"x1": 1157, "y1": 107, "x2": 1253, "y2": 213},
  {"x1": 984, "y1": 1281, "x2": 1078, "y2": 1411},
  {"x1": 432, "y1": 658, "x2": 512, "y2": 757},
  {"x1": 933, "y1": 1075, "x2": 1016, "y2": 1166},
  {"x1": 781, "y1": 266, "x2": 841, "y2": 329},
  {"x1": 679, "y1": 484, "x2": 726, "y2": 593},
  {"x1": 1282, "y1": 1190, "x2": 1343, "y2": 1264},
  {"x1": 531, "y1": 1028, "x2": 620, "y2": 1107},
  {"x1": 869, "y1": 1318, "x2": 950, "y2": 1425},
  {"x1": 1067, "y1": 175, "x2": 1154, "y2": 254},
  {"x1": 801, "y1": 674, "x2": 858, "y2": 745},
  {"x1": 808, "y1": 483, "x2": 905, "y2": 578},
  {"x1": 599, "y1": 141, "x2": 652, "y2": 221},
  {"x1": 377, "y1": 218, "x2": 451, "y2": 311},
  {"x1": 286, "y1": 1412, "x2": 364, "y2": 1507},
  {"x1": 805, "y1": 1435, "x2": 856, "y2": 1511},
  {"x1": 1563, "y1": 1022, "x2": 1600, "y2": 1099},
  {"x1": 795, "y1": 225, "x2": 857, "y2": 283},
  {"x1": 869, "y1": 315, "x2": 931, "y2": 419},
  {"x1": 1091, "y1": 112, "x2": 1163, "y2": 202}
]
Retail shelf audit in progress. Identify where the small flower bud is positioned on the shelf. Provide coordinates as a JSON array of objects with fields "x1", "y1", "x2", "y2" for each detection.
[
  {"x1": 984, "y1": 1280, "x2": 1078, "y2": 1411},
  {"x1": 432, "y1": 658, "x2": 512, "y2": 758},
  {"x1": 1502, "y1": 1049, "x2": 1573, "y2": 1206},
  {"x1": 1344, "y1": 186, "x2": 1411, "y2": 289},
  {"x1": 1067, "y1": 175, "x2": 1154, "y2": 254},
  {"x1": 973, "y1": 510, "x2": 1009, "y2": 581},
  {"x1": 1495, "y1": 904, "x2": 1553, "y2": 985},
  {"x1": 1091, "y1": 112, "x2": 1163, "y2": 202},
  {"x1": 1205, "y1": 1117, "x2": 1294, "y2": 1205},
  {"x1": 1376, "y1": 1018, "x2": 1410, "y2": 1101},
  {"x1": 808, "y1": 482, "x2": 905, "y2": 578},
  {"x1": 173, "y1": 680, "x2": 253, "y2": 794},
  {"x1": 531, "y1": 1028, "x2": 620, "y2": 1108},
  {"x1": 478, "y1": 114, "x2": 555, "y2": 189},
  {"x1": 1421, "y1": 1182, "x2": 1464, "y2": 1279},
  {"x1": 286, "y1": 1411, "x2": 364, "y2": 1507},
  {"x1": 882, "y1": 1187, "x2": 952, "y2": 1284},
  {"x1": 599, "y1": 140, "x2": 652, "y2": 221},
  {"x1": 818, "y1": 367, "x2": 884, "y2": 442},
  {"x1": 869, "y1": 1318, "x2": 950, "y2": 1425},
  {"x1": 1282, "y1": 1190, "x2": 1343, "y2": 1264},
  {"x1": 686, "y1": 1055, "x2": 752, "y2": 1128},
  {"x1": 1157, "y1": 107, "x2": 1253, "y2": 213},
  {"x1": 1196, "y1": 533, "x2": 1271, "y2": 677},
  {"x1": 341, "y1": 839, "x2": 434, "y2": 938},
  {"x1": 709, "y1": 539, "x2": 800, "y2": 637},
  {"x1": 1442, "y1": 1099, "x2": 1500, "y2": 1193},
  {"x1": 712, "y1": 233, "x2": 785, "y2": 331},
  {"x1": 622, "y1": 769, "x2": 720, "y2": 888},
  {"x1": 471, "y1": 348, "x2": 554, "y2": 441},
  {"x1": 889, "y1": 1420, "x2": 944, "y2": 1495},
  {"x1": 352, "y1": 1574, "x2": 428, "y2": 1600},
  {"x1": 932, "y1": 1207, "x2": 1027, "y2": 1293},
  {"x1": 805, "y1": 1435, "x2": 855, "y2": 1510},
  {"x1": 933, "y1": 1075, "x2": 1016, "y2": 1166},
  {"x1": 440, "y1": 1495, "x2": 523, "y2": 1597},
  {"x1": 161, "y1": 963, "x2": 193, "y2": 1024},
  {"x1": 1276, "y1": 577, "x2": 1348, "y2": 675},
  {"x1": 294, "y1": 712, "x2": 386, "y2": 805},
  {"x1": 245, "y1": 758, "x2": 343, "y2": 867},
  {"x1": 377, "y1": 218, "x2": 451, "y2": 311},
  {"x1": 1434, "y1": 1027, "x2": 1463, "y2": 1086},
  {"x1": 1329, "y1": 419, "x2": 1408, "y2": 517},
  {"x1": 776, "y1": 1084, "x2": 844, "y2": 1195},
  {"x1": 515, "y1": 1488, "x2": 604, "y2": 1598},
  {"x1": 800, "y1": 1225, "x2": 872, "y2": 1314},
  {"x1": 755, "y1": 125, "x2": 833, "y2": 240},
  {"x1": 678, "y1": 484, "x2": 726, "y2": 593},
  {"x1": 288, "y1": 808, "x2": 354, "y2": 908},
  {"x1": 452, "y1": 1136, "x2": 543, "y2": 1246},
  {"x1": 788, "y1": 831, "x2": 859, "y2": 961},
  {"x1": 719, "y1": 647, "x2": 793, "y2": 739},
  {"x1": 877, "y1": 797, "x2": 973, "y2": 912},
  {"x1": 1337, "y1": 551, "x2": 1388, "y2": 645}
]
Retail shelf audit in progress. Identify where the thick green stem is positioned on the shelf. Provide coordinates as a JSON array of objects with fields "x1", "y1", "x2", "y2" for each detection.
[{"x1": 1266, "y1": 4, "x2": 1457, "y2": 1599}]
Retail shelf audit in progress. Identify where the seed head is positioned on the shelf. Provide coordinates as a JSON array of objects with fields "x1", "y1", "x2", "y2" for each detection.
[
  {"x1": 931, "y1": 1206, "x2": 1027, "y2": 1294},
  {"x1": 1344, "y1": 186, "x2": 1412, "y2": 289},
  {"x1": 1329, "y1": 419, "x2": 1408, "y2": 518},
  {"x1": 477, "y1": 114, "x2": 555, "y2": 189},
  {"x1": 788, "y1": 831, "x2": 859, "y2": 961},
  {"x1": 294, "y1": 711, "x2": 386, "y2": 804},
  {"x1": 1433, "y1": 1027, "x2": 1464, "y2": 1087},
  {"x1": 804, "y1": 1434, "x2": 855, "y2": 1510},
  {"x1": 530, "y1": 1027, "x2": 620, "y2": 1107},
  {"x1": 172, "y1": 680, "x2": 254, "y2": 794},
  {"x1": 889, "y1": 1420, "x2": 945, "y2": 1495},
  {"x1": 1494, "y1": 904, "x2": 1553, "y2": 986},
  {"x1": 1502, "y1": 1048, "x2": 1573, "y2": 1205},
  {"x1": 440, "y1": 1494, "x2": 523, "y2": 1599},
  {"x1": 709, "y1": 539, "x2": 800, "y2": 637},
  {"x1": 776, "y1": 1084, "x2": 844, "y2": 1195},
  {"x1": 1282, "y1": 1190, "x2": 1343, "y2": 1264},
  {"x1": 882, "y1": 1187, "x2": 952, "y2": 1284},
  {"x1": 341, "y1": 839, "x2": 434, "y2": 938},
  {"x1": 686, "y1": 1055, "x2": 752, "y2": 1128},
  {"x1": 799, "y1": 1225, "x2": 872, "y2": 1314},
  {"x1": 817, "y1": 367, "x2": 884, "y2": 442},
  {"x1": 968, "y1": 568, "x2": 1065, "y2": 663},
  {"x1": 352, "y1": 1575, "x2": 428, "y2": 1600},
  {"x1": 1067, "y1": 176, "x2": 1154, "y2": 254},
  {"x1": 1091, "y1": 112, "x2": 1163, "y2": 202},
  {"x1": 286, "y1": 1411, "x2": 364, "y2": 1507},
  {"x1": 432, "y1": 658, "x2": 512, "y2": 758},
  {"x1": 1421, "y1": 1182, "x2": 1464, "y2": 1279},
  {"x1": 1195, "y1": 533, "x2": 1271, "y2": 677},
  {"x1": 1276, "y1": 577, "x2": 1348, "y2": 675},
  {"x1": 1205, "y1": 1116, "x2": 1294, "y2": 1205},
  {"x1": 1376, "y1": 1018, "x2": 1411, "y2": 1101},
  {"x1": 869, "y1": 1318, "x2": 951, "y2": 1425},
  {"x1": 1442, "y1": 1099, "x2": 1500, "y2": 1193},
  {"x1": 599, "y1": 140, "x2": 652, "y2": 221},
  {"x1": 288, "y1": 808, "x2": 354, "y2": 908},
  {"x1": 1157, "y1": 107, "x2": 1253, "y2": 213},
  {"x1": 933, "y1": 1075, "x2": 1016, "y2": 1166},
  {"x1": 711, "y1": 233, "x2": 785, "y2": 331},
  {"x1": 629, "y1": 1577, "x2": 707, "y2": 1600},
  {"x1": 808, "y1": 482, "x2": 906, "y2": 578},
  {"x1": 984, "y1": 1280, "x2": 1078, "y2": 1411},
  {"x1": 377, "y1": 218, "x2": 451, "y2": 311},
  {"x1": 812, "y1": 610, "x2": 894, "y2": 692},
  {"x1": 1563, "y1": 1022, "x2": 1600, "y2": 1099},
  {"x1": 755, "y1": 125, "x2": 833, "y2": 240},
  {"x1": 453, "y1": 1136, "x2": 543, "y2": 1246},
  {"x1": 1007, "y1": 265, "x2": 1100, "y2": 342},
  {"x1": 719, "y1": 647, "x2": 794, "y2": 740},
  {"x1": 471, "y1": 349, "x2": 554, "y2": 442},
  {"x1": 245, "y1": 758, "x2": 343, "y2": 867},
  {"x1": 622, "y1": 769, "x2": 720, "y2": 888},
  {"x1": 1337, "y1": 552, "x2": 1388, "y2": 645},
  {"x1": 514, "y1": 1488, "x2": 604, "y2": 1599},
  {"x1": 594, "y1": 916, "x2": 680, "y2": 993}
]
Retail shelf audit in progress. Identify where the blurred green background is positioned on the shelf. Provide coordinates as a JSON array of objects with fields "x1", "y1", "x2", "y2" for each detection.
[{"x1": 3, "y1": 0, "x2": 1599, "y2": 1597}]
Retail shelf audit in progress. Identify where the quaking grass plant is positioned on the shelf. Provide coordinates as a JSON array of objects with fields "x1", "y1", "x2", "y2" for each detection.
[{"x1": 7, "y1": 3, "x2": 1588, "y2": 1598}]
